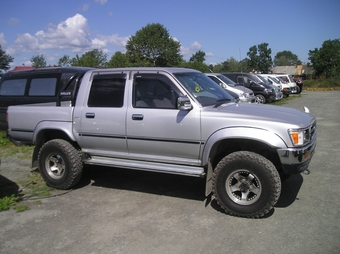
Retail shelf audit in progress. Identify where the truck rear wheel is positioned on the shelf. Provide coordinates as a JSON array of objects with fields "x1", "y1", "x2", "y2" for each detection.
[
  {"x1": 38, "y1": 139, "x2": 83, "y2": 190},
  {"x1": 212, "y1": 151, "x2": 281, "y2": 218}
]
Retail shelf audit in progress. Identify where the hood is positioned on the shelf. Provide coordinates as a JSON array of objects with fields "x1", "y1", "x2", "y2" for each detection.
[{"x1": 210, "y1": 103, "x2": 315, "y2": 128}]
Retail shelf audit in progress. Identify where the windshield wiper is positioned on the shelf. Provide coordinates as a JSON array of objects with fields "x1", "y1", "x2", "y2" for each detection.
[{"x1": 214, "y1": 98, "x2": 232, "y2": 108}]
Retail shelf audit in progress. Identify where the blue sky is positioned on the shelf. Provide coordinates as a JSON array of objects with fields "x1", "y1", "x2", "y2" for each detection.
[{"x1": 1, "y1": 0, "x2": 339, "y2": 69}]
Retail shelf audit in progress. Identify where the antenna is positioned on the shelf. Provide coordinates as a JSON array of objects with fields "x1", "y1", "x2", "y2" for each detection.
[{"x1": 239, "y1": 48, "x2": 243, "y2": 73}]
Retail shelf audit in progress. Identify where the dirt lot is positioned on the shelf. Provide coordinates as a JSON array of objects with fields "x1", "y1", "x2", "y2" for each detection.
[{"x1": 1, "y1": 91, "x2": 339, "y2": 254}]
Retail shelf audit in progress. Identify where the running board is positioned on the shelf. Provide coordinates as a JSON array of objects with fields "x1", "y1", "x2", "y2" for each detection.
[{"x1": 83, "y1": 156, "x2": 205, "y2": 177}]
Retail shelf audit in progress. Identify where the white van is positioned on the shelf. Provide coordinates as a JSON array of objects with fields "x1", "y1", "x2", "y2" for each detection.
[
  {"x1": 275, "y1": 74, "x2": 299, "y2": 94},
  {"x1": 258, "y1": 74, "x2": 292, "y2": 97}
]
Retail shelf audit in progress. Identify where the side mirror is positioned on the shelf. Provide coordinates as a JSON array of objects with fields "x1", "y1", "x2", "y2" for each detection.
[{"x1": 177, "y1": 96, "x2": 192, "y2": 110}]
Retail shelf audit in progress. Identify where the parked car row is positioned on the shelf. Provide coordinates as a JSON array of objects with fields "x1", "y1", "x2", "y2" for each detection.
[{"x1": 205, "y1": 72, "x2": 301, "y2": 104}]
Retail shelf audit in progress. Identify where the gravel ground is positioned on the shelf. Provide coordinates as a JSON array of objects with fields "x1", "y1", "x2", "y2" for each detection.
[{"x1": 0, "y1": 91, "x2": 339, "y2": 254}]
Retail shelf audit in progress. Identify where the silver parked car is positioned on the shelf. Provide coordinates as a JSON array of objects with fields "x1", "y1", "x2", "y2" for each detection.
[{"x1": 206, "y1": 73, "x2": 255, "y2": 103}]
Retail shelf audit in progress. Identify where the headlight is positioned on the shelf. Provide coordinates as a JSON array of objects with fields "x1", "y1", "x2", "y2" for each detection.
[
  {"x1": 289, "y1": 129, "x2": 304, "y2": 145},
  {"x1": 288, "y1": 124, "x2": 316, "y2": 146}
]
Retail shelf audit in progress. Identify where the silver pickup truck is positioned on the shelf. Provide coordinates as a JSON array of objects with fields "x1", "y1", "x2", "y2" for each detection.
[{"x1": 7, "y1": 67, "x2": 317, "y2": 218}]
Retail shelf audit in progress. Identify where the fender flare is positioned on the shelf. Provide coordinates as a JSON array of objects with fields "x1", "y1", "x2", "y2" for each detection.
[
  {"x1": 32, "y1": 121, "x2": 76, "y2": 144},
  {"x1": 202, "y1": 127, "x2": 287, "y2": 166}
]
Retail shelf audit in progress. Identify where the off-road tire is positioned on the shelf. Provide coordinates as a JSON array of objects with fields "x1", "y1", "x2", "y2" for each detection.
[
  {"x1": 212, "y1": 151, "x2": 281, "y2": 218},
  {"x1": 38, "y1": 139, "x2": 83, "y2": 189}
]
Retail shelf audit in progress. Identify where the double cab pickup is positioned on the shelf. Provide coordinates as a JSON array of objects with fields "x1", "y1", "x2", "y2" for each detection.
[{"x1": 7, "y1": 67, "x2": 317, "y2": 218}]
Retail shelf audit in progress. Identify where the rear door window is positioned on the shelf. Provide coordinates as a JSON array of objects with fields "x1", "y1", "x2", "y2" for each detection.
[{"x1": 88, "y1": 74, "x2": 126, "y2": 107}]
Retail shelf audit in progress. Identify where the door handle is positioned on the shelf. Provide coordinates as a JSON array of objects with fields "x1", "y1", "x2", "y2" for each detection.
[
  {"x1": 85, "y1": 113, "x2": 95, "y2": 118},
  {"x1": 132, "y1": 114, "x2": 144, "y2": 120}
]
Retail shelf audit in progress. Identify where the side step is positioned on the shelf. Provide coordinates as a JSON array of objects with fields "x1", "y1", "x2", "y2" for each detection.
[{"x1": 83, "y1": 156, "x2": 205, "y2": 177}]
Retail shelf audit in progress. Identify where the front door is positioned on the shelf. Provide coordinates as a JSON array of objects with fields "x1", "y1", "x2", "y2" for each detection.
[{"x1": 126, "y1": 72, "x2": 202, "y2": 165}]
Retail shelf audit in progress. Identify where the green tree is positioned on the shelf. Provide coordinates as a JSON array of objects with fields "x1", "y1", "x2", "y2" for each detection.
[
  {"x1": 57, "y1": 55, "x2": 71, "y2": 67},
  {"x1": 125, "y1": 23, "x2": 182, "y2": 67},
  {"x1": 274, "y1": 50, "x2": 301, "y2": 66},
  {"x1": 308, "y1": 39, "x2": 340, "y2": 78},
  {"x1": 107, "y1": 51, "x2": 130, "y2": 67},
  {"x1": 30, "y1": 54, "x2": 47, "y2": 68},
  {"x1": 180, "y1": 61, "x2": 210, "y2": 73},
  {"x1": 0, "y1": 45, "x2": 14, "y2": 71},
  {"x1": 189, "y1": 50, "x2": 206, "y2": 63},
  {"x1": 71, "y1": 49, "x2": 107, "y2": 68},
  {"x1": 246, "y1": 43, "x2": 272, "y2": 73},
  {"x1": 217, "y1": 57, "x2": 241, "y2": 72}
]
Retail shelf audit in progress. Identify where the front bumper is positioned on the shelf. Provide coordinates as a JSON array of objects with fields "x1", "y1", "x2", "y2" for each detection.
[
  {"x1": 290, "y1": 86, "x2": 299, "y2": 94},
  {"x1": 240, "y1": 95, "x2": 256, "y2": 103},
  {"x1": 277, "y1": 137, "x2": 317, "y2": 174}
]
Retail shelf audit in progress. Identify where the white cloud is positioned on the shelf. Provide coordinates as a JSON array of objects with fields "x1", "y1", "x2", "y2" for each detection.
[
  {"x1": 0, "y1": 33, "x2": 7, "y2": 47},
  {"x1": 94, "y1": 0, "x2": 107, "y2": 4},
  {"x1": 82, "y1": 4, "x2": 90, "y2": 11},
  {"x1": 7, "y1": 13, "x2": 129, "y2": 57},
  {"x1": 7, "y1": 18, "x2": 20, "y2": 26},
  {"x1": 180, "y1": 41, "x2": 202, "y2": 56}
]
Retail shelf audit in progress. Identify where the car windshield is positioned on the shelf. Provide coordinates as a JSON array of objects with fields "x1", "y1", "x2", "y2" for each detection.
[
  {"x1": 268, "y1": 76, "x2": 280, "y2": 84},
  {"x1": 174, "y1": 72, "x2": 234, "y2": 107},
  {"x1": 251, "y1": 74, "x2": 263, "y2": 83},
  {"x1": 216, "y1": 74, "x2": 238, "y2": 87},
  {"x1": 257, "y1": 75, "x2": 270, "y2": 84}
]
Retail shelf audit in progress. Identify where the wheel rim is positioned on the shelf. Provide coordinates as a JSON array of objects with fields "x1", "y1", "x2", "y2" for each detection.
[
  {"x1": 255, "y1": 95, "x2": 264, "y2": 104},
  {"x1": 225, "y1": 170, "x2": 262, "y2": 205},
  {"x1": 44, "y1": 153, "x2": 66, "y2": 180}
]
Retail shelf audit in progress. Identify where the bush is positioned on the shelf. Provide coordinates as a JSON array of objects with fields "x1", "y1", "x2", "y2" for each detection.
[{"x1": 304, "y1": 78, "x2": 340, "y2": 90}]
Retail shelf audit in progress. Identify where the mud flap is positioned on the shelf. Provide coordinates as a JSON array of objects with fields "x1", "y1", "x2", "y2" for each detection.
[{"x1": 205, "y1": 159, "x2": 213, "y2": 197}]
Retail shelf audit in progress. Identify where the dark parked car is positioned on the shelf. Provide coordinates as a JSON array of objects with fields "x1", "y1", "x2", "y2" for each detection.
[{"x1": 221, "y1": 72, "x2": 277, "y2": 104}]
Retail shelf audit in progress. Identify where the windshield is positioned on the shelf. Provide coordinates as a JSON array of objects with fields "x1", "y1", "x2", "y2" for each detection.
[
  {"x1": 256, "y1": 75, "x2": 270, "y2": 84},
  {"x1": 268, "y1": 76, "x2": 280, "y2": 84},
  {"x1": 216, "y1": 74, "x2": 238, "y2": 87},
  {"x1": 174, "y1": 72, "x2": 234, "y2": 107}
]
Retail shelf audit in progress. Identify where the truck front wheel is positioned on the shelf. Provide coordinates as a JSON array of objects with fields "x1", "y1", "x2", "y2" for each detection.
[
  {"x1": 38, "y1": 139, "x2": 83, "y2": 190},
  {"x1": 212, "y1": 151, "x2": 281, "y2": 218}
]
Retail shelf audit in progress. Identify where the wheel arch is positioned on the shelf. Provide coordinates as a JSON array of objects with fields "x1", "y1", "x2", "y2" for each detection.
[
  {"x1": 32, "y1": 122, "x2": 79, "y2": 168},
  {"x1": 202, "y1": 127, "x2": 286, "y2": 170}
]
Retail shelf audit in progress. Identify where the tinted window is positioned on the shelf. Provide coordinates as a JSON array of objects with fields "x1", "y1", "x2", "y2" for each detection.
[
  {"x1": 88, "y1": 74, "x2": 126, "y2": 107},
  {"x1": 133, "y1": 74, "x2": 179, "y2": 109},
  {"x1": 0, "y1": 79, "x2": 27, "y2": 96},
  {"x1": 29, "y1": 78, "x2": 57, "y2": 96}
]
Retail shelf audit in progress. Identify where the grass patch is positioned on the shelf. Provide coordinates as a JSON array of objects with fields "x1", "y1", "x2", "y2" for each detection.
[
  {"x1": 0, "y1": 195, "x2": 19, "y2": 211},
  {"x1": 0, "y1": 171, "x2": 54, "y2": 212},
  {"x1": 18, "y1": 170, "x2": 53, "y2": 198},
  {"x1": 270, "y1": 94, "x2": 301, "y2": 106},
  {"x1": 304, "y1": 78, "x2": 340, "y2": 91},
  {"x1": 0, "y1": 130, "x2": 34, "y2": 159},
  {"x1": 1, "y1": 131, "x2": 54, "y2": 212}
]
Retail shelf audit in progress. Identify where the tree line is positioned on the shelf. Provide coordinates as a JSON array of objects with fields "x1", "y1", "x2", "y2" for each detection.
[{"x1": 1, "y1": 23, "x2": 339, "y2": 78}]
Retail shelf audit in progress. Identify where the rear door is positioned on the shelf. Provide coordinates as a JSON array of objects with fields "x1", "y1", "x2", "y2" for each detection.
[{"x1": 76, "y1": 71, "x2": 128, "y2": 157}]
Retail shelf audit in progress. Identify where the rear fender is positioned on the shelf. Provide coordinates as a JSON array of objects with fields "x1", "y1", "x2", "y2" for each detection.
[{"x1": 32, "y1": 121, "x2": 76, "y2": 144}]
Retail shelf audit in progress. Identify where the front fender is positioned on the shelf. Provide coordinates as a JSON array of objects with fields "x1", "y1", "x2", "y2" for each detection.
[{"x1": 201, "y1": 127, "x2": 287, "y2": 166}]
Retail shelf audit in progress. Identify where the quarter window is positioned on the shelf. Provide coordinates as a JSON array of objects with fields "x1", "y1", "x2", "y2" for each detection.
[
  {"x1": 29, "y1": 78, "x2": 57, "y2": 96},
  {"x1": 0, "y1": 79, "x2": 26, "y2": 96}
]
